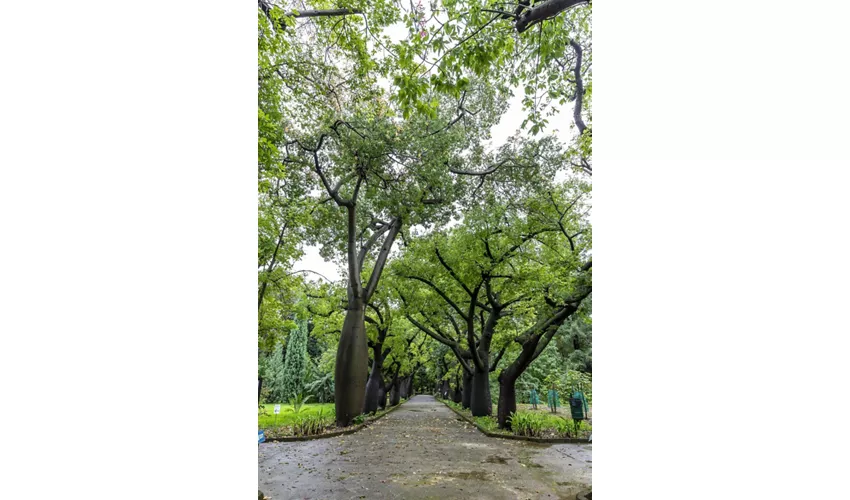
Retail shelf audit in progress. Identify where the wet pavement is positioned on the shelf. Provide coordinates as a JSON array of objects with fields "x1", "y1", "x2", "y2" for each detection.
[{"x1": 258, "y1": 395, "x2": 592, "y2": 499}]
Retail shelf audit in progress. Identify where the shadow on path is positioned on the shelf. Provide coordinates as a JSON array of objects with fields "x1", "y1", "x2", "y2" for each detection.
[{"x1": 258, "y1": 395, "x2": 591, "y2": 499}]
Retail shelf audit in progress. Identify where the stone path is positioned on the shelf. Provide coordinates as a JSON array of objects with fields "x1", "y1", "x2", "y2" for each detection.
[{"x1": 258, "y1": 395, "x2": 591, "y2": 499}]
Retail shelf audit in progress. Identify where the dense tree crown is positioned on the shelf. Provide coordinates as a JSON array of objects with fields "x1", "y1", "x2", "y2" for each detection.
[{"x1": 258, "y1": 0, "x2": 591, "y2": 429}]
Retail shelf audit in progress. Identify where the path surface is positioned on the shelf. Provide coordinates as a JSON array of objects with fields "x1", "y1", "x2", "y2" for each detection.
[{"x1": 258, "y1": 395, "x2": 591, "y2": 499}]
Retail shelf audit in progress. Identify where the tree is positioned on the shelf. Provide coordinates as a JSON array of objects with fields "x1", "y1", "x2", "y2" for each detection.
[
  {"x1": 383, "y1": 0, "x2": 591, "y2": 143},
  {"x1": 397, "y1": 179, "x2": 591, "y2": 425},
  {"x1": 281, "y1": 319, "x2": 309, "y2": 400}
]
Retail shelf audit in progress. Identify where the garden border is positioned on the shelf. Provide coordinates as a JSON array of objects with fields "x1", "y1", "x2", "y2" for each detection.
[
  {"x1": 439, "y1": 399, "x2": 591, "y2": 444},
  {"x1": 262, "y1": 400, "x2": 405, "y2": 443}
]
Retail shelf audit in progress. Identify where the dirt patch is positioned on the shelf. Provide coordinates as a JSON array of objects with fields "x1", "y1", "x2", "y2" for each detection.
[{"x1": 446, "y1": 470, "x2": 490, "y2": 481}]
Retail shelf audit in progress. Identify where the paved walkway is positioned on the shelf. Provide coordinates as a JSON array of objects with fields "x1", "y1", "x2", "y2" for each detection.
[{"x1": 258, "y1": 395, "x2": 592, "y2": 499}]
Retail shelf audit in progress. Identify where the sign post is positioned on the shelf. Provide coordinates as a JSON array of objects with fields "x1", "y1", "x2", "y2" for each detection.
[{"x1": 273, "y1": 404, "x2": 281, "y2": 427}]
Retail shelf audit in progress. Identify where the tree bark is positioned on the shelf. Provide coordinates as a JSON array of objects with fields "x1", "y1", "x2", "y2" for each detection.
[
  {"x1": 452, "y1": 373, "x2": 463, "y2": 403},
  {"x1": 334, "y1": 301, "x2": 368, "y2": 426},
  {"x1": 462, "y1": 370, "x2": 473, "y2": 409},
  {"x1": 440, "y1": 379, "x2": 450, "y2": 399},
  {"x1": 496, "y1": 372, "x2": 518, "y2": 429},
  {"x1": 469, "y1": 364, "x2": 491, "y2": 416},
  {"x1": 378, "y1": 376, "x2": 387, "y2": 409},
  {"x1": 363, "y1": 343, "x2": 385, "y2": 414},
  {"x1": 389, "y1": 379, "x2": 401, "y2": 406},
  {"x1": 515, "y1": 0, "x2": 589, "y2": 34},
  {"x1": 399, "y1": 375, "x2": 410, "y2": 399}
]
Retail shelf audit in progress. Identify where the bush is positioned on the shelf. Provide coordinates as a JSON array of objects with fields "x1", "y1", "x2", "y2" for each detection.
[
  {"x1": 509, "y1": 411, "x2": 546, "y2": 437},
  {"x1": 292, "y1": 409, "x2": 334, "y2": 436},
  {"x1": 474, "y1": 416, "x2": 497, "y2": 432}
]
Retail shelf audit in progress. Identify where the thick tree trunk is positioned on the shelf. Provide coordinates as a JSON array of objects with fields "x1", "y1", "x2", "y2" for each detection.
[
  {"x1": 469, "y1": 367, "x2": 491, "y2": 416},
  {"x1": 334, "y1": 302, "x2": 368, "y2": 427},
  {"x1": 496, "y1": 373, "x2": 518, "y2": 429},
  {"x1": 452, "y1": 377, "x2": 463, "y2": 403},
  {"x1": 462, "y1": 370, "x2": 473, "y2": 409},
  {"x1": 389, "y1": 379, "x2": 401, "y2": 406},
  {"x1": 440, "y1": 379, "x2": 450, "y2": 399},
  {"x1": 399, "y1": 376, "x2": 410, "y2": 399},
  {"x1": 377, "y1": 376, "x2": 387, "y2": 409},
  {"x1": 363, "y1": 344, "x2": 384, "y2": 414}
]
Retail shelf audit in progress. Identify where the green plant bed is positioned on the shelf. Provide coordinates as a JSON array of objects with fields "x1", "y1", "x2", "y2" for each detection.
[
  {"x1": 442, "y1": 399, "x2": 592, "y2": 440},
  {"x1": 258, "y1": 403, "x2": 335, "y2": 429},
  {"x1": 260, "y1": 403, "x2": 400, "y2": 440}
]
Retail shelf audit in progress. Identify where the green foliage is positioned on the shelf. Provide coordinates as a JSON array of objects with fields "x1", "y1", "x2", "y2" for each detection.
[
  {"x1": 509, "y1": 411, "x2": 546, "y2": 437},
  {"x1": 304, "y1": 371, "x2": 335, "y2": 403},
  {"x1": 292, "y1": 409, "x2": 334, "y2": 436},
  {"x1": 281, "y1": 319, "x2": 309, "y2": 401},
  {"x1": 258, "y1": 403, "x2": 335, "y2": 429},
  {"x1": 263, "y1": 342, "x2": 287, "y2": 403},
  {"x1": 289, "y1": 391, "x2": 313, "y2": 414},
  {"x1": 474, "y1": 415, "x2": 497, "y2": 432},
  {"x1": 385, "y1": 0, "x2": 592, "y2": 135}
]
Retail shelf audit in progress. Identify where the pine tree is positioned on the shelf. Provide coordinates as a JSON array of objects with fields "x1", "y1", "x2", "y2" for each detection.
[
  {"x1": 264, "y1": 343, "x2": 286, "y2": 403},
  {"x1": 281, "y1": 319, "x2": 308, "y2": 401}
]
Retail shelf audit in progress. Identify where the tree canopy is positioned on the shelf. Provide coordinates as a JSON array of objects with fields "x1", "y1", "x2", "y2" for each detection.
[{"x1": 258, "y1": 0, "x2": 592, "y2": 429}]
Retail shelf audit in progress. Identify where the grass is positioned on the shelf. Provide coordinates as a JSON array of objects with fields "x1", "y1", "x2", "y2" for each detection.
[
  {"x1": 442, "y1": 399, "x2": 592, "y2": 439},
  {"x1": 258, "y1": 403, "x2": 335, "y2": 429},
  {"x1": 259, "y1": 400, "x2": 406, "y2": 438}
]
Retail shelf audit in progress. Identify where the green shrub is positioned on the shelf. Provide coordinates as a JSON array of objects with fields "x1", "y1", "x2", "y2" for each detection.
[
  {"x1": 474, "y1": 416, "x2": 497, "y2": 432},
  {"x1": 289, "y1": 391, "x2": 312, "y2": 414},
  {"x1": 292, "y1": 409, "x2": 333, "y2": 436},
  {"x1": 509, "y1": 411, "x2": 546, "y2": 437},
  {"x1": 555, "y1": 417, "x2": 573, "y2": 437}
]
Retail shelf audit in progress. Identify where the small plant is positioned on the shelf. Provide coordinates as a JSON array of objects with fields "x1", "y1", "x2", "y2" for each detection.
[
  {"x1": 509, "y1": 411, "x2": 546, "y2": 437},
  {"x1": 352, "y1": 414, "x2": 365, "y2": 425},
  {"x1": 474, "y1": 416, "x2": 497, "y2": 432},
  {"x1": 289, "y1": 392, "x2": 313, "y2": 414},
  {"x1": 555, "y1": 417, "x2": 573, "y2": 437},
  {"x1": 293, "y1": 409, "x2": 330, "y2": 436}
]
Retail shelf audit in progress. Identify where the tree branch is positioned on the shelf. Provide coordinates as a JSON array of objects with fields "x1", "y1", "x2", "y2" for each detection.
[
  {"x1": 364, "y1": 217, "x2": 402, "y2": 302},
  {"x1": 515, "y1": 0, "x2": 589, "y2": 34}
]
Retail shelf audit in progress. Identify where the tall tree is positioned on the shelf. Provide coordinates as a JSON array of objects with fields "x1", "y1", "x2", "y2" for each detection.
[
  {"x1": 397, "y1": 180, "x2": 591, "y2": 424},
  {"x1": 281, "y1": 319, "x2": 310, "y2": 400}
]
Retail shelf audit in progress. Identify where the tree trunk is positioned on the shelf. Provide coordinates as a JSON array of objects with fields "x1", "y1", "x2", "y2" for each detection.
[
  {"x1": 440, "y1": 379, "x2": 450, "y2": 399},
  {"x1": 496, "y1": 372, "x2": 518, "y2": 429},
  {"x1": 469, "y1": 367, "x2": 491, "y2": 416},
  {"x1": 363, "y1": 344, "x2": 384, "y2": 414},
  {"x1": 334, "y1": 302, "x2": 368, "y2": 427},
  {"x1": 462, "y1": 370, "x2": 473, "y2": 409},
  {"x1": 399, "y1": 376, "x2": 410, "y2": 399},
  {"x1": 389, "y1": 379, "x2": 401, "y2": 406},
  {"x1": 452, "y1": 377, "x2": 463, "y2": 403},
  {"x1": 377, "y1": 376, "x2": 387, "y2": 410}
]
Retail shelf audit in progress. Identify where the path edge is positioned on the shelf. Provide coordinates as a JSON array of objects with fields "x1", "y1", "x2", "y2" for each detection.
[
  {"x1": 439, "y1": 398, "x2": 591, "y2": 444},
  {"x1": 263, "y1": 400, "x2": 406, "y2": 443}
]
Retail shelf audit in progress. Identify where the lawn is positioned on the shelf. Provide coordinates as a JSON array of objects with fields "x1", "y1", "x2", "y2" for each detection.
[{"x1": 258, "y1": 402, "x2": 335, "y2": 429}]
